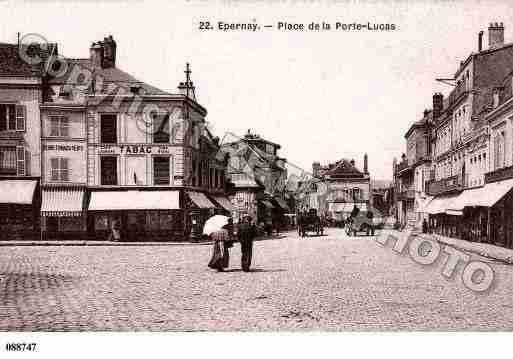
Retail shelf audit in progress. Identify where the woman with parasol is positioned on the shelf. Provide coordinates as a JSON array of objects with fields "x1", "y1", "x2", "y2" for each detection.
[{"x1": 204, "y1": 215, "x2": 235, "y2": 272}]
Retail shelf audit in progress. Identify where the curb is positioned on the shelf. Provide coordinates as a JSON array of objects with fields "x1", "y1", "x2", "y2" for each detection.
[
  {"x1": 419, "y1": 233, "x2": 513, "y2": 265},
  {"x1": 0, "y1": 241, "x2": 213, "y2": 247}
]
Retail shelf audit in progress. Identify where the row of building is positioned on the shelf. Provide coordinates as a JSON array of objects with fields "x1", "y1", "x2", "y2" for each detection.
[
  {"x1": 0, "y1": 35, "x2": 290, "y2": 240},
  {"x1": 394, "y1": 22, "x2": 513, "y2": 248}
]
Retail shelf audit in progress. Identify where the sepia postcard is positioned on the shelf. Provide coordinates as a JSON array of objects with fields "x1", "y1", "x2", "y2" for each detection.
[{"x1": 0, "y1": 0, "x2": 512, "y2": 357}]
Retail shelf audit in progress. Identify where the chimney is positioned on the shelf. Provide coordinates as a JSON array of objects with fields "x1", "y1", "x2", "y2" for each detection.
[
  {"x1": 423, "y1": 109, "x2": 430, "y2": 118},
  {"x1": 478, "y1": 31, "x2": 484, "y2": 52},
  {"x1": 312, "y1": 162, "x2": 321, "y2": 177},
  {"x1": 101, "y1": 35, "x2": 116, "y2": 68},
  {"x1": 350, "y1": 159, "x2": 355, "y2": 167},
  {"x1": 432, "y1": 93, "x2": 444, "y2": 119},
  {"x1": 89, "y1": 42, "x2": 103, "y2": 68},
  {"x1": 363, "y1": 153, "x2": 368, "y2": 174},
  {"x1": 488, "y1": 22, "x2": 505, "y2": 49}
]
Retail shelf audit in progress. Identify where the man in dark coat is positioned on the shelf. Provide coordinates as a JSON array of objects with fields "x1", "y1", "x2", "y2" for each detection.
[{"x1": 238, "y1": 216, "x2": 257, "y2": 272}]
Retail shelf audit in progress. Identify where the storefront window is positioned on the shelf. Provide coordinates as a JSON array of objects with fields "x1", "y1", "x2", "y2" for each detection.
[
  {"x1": 59, "y1": 217, "x2": 83, "y2": 231},
  {"x1": 94, "y1": 215, "x2": 109, "y2": 230}
]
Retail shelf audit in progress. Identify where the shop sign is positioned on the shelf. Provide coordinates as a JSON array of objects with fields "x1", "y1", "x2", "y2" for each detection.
[
  {"x1": 98, "y1": 145, "x2": 171, "y2": 155},
  {"x1": 43, "y1": 144, "x2": 84, "y2": 151}
]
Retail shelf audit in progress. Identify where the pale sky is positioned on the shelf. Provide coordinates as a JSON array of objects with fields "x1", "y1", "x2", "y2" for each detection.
[{"x1": 2, "y1": 0, "x2": 513, "y2": 180}]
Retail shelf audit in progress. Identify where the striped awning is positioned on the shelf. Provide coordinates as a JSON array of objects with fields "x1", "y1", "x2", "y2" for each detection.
[
  {"x1": 187, "y1": 191, "x2": 216, "y2": 209},
  {"x1": 0, "y1": 180, "x2": 37, "y2": 205},
  {"x1": 41, "y1": 188, "x2": 84, "y2": 217},
  {"x1": 213, "y1": 196, "x2": 236, "y2": 211}
]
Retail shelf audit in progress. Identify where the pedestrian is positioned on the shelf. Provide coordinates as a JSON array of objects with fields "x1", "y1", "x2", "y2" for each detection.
[
  {"x1": 109, "y1": 218, "x2": 121, "y2": 242},
  {"x1": 208, "y1": 221, "x2": 233, "y2": 272},
  {"x1": 422, "y1": 218, "x2": 428, "y2": 234},
  {"x1": 238, "y1": 216, "x2": 257, "y2": 272},
  {"x1": 366, "y1": 210, "x2": 375, "y2": 236}
]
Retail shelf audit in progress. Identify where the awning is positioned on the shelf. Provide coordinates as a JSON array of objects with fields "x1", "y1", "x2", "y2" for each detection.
[
  {"x1": 475, "y1": 178, "x2": 513, "y2": 207},
  {"x1": 187, "y1": 191, "x2": 215, "y2": 209},
  {"x1": 41, "y1": 188, "x2": 84, "y2": 217},
  {"x1": 274, "y1": 197, "x2": 290, "y2": 211},
  {"x1": 89, "y1": 191, "x2": 179, "y2": 211},
  {"x1": 0, "y1": 180, "x2": 37, "y2": 205},
  {"x1": 415, "y1": 196, "x2": 434, "y2": 213},
  {"x1": 425, "y1": 194, "x2": 460, "y2": 214},
  {"x1": 261, "y1": 200, "x2": 274, "y2": 208},
  {"x1": 213, "y1": 196, "x2": 236, "y2": 211},
  {"x1": 329, "y1": 202, "x2": 367, "y2": 213}
]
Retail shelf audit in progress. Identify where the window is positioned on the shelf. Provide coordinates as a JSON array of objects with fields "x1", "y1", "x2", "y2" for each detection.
[
  {"x1": 153, "y1": 157, "x2": 170, "y2": 185},
  {"x1": 100, "y1": 114, "x2": 117, "y2": 143},
  {"x1": 153, "y1": 114, "x2": 170, "y2": 143},
  {"x1": 50, "y1": 158, "x2": 69, "y2": 182},
  {"x1": 49, "y1": 116, "x2": 69, "y2": 137},
  {"x1": 101, "y1": 156, "x2": 117, "y2": 185},
  {"x1": 353, "y1": 187, "x2": 360, "y2": 200},
  {"x1": 0, "y1": 146, "x2": 17, "y2": 175},
  {"x1": 0, "y1": 104, "x2": 25, "y2": 132}
]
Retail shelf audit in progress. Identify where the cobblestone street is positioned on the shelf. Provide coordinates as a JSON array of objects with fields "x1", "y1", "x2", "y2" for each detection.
[{"x1": 1, "y1": 228, "x2": 513, "y2": 331}]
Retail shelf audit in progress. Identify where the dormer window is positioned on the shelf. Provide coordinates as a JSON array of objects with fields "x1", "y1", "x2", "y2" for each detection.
[{"x1": 130, "y1": 85, "x2": 142, "y2": 95}]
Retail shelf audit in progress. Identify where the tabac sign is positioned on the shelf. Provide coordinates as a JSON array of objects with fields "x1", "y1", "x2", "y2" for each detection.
[{"x1": 98, "y1": 145, "x2": 171, "y2": 155}]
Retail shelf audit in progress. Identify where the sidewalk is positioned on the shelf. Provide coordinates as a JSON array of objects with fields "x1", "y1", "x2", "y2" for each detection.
[
  {"x1": 419, "y1": 232, "x2": 513, "y2": 264},
  {"x1": 0, "y1": 233, "x2": 288, "y2": 246}
]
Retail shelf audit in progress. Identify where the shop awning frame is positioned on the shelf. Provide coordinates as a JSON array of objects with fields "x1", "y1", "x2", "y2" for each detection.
[
  {"x1": 0, "y1": 180, "x2": 37, "y2": 205},
  {"x1": 41, "y1": 188, "x2": 84, "y2": 217},
  {"x1": 187, "y1": 191, "x2": 216, "y2": 209},
  {"x1": 213, "y1": 196, "x2": 236, "y2": 211},
  {"x1": 89, "y1": 190, "x2": 180, "y2": 211}
]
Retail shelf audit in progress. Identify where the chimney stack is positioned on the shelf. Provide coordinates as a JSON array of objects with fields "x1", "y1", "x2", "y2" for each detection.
[
  {"x1": 423, "y1": 109, "x2": 430, "y2": 118},
  {"x1": 363, "y1": 153, "x2": 368, "y2": 174},
  {"x1": 478, "y1": 30, "x2": 484, "y2": 52},
  {"x1": 350, "y1": 159, "x2": 355, "y2": 167},
  {"x1": 101, "y1": 35, "x2": 116, "y2": 68},
  {"x1": 89, "y1": 42, "x2": 103, "y2": 68},
  {"x1": 312, "y1": 162, "x2": 321, "y2": 177},
  {"x1": 488, "y1": 22, "x2": 505, "y2": 49},
  {"x1": 432, "y1": 93, "x2": 444, "y2": 119}
]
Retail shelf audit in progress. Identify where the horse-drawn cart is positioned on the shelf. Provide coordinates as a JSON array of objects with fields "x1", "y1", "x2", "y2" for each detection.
[{"x1": 298, "y1": 209, "x2": 324, "y2": 237}]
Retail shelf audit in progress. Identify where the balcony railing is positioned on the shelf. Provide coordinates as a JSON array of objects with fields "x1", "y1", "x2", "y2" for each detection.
[
  {"x1": 397, "y1": 188, "x2": 415, "y2": 201},
  {"x1": 485, "y1": 165, "x2": 513, "y2": 184},
  {"x1": 426, "y1": 174, "x2": 464, "y2": 196},
  {"x1": 395, "y1": 160, "x2": 412, "y2": 175}
]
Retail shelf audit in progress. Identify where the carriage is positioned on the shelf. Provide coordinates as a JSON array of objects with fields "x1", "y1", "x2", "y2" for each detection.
[
  {"x1": 298, "y1": 209, "x2": 324, "y2": 237},
  {"x1": 345, "y1": 210, "x2": 376, "y2": 236}
]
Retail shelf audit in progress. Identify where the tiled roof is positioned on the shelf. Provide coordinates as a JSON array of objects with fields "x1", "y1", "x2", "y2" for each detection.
[
  {"x1": 0, "y1": 43, "x2": 38, "y2": 77},
  {"x1": 48, "y1": 58, "x2": 170, "y2": 96},
  {"x1": 325, "y1": 159, "x2": 364, "y2": 178}
]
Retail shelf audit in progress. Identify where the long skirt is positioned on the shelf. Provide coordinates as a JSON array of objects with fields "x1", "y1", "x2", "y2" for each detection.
[{"x1": 208, "y1": 241, "x2": 229, "y2": 270}]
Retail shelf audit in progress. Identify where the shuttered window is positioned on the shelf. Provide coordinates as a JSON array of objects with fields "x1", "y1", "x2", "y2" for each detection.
[
  {"x1": 16, "y1": 146, "x2": 26, "y2": 176},
  {"x1": 0, "y1": 104, "x2": 18, "y2": 131},
  {"x1": 153, "y1": 114, "x2": 170, "y2": 143},
  {"x1": 50, "y1": 158, "x2": 69, "y2": 182},
  {"x1": 0, "y1": 146, "x2": 17, "y2": 175},
  {"x1": 100, "y1": 156, "x2": 117, "y2": 185},
  {"x1": 15, "y1": 105, "x2": 26, "y2": 131},
  {"x1": 49, "y1": 116, "x2": 69, "y2": 137},
  {"x1": 154, "y1": 157, "x2": 170, "y2": 185},
  {"x1": 100, "y1": 114, "x2": 117, "y2": 143}
]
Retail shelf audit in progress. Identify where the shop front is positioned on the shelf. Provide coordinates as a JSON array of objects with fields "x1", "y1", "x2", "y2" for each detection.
[
  {"x1": 88, "y1": 190, "x2": 182, "y2": 241},
  {"x1": 41, "y1": 187, "x2": 86, "y2": 240},
  {"x1": 0, "y1": 179, "x2": 39, "y2": 240},
  {"x1": 186, "y1": 191, "x2": 216, "y2": 240}
]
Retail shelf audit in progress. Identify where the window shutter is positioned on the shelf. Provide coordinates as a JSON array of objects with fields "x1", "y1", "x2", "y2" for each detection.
[
  {"x1": 15, "y1": 105, "x2": 26, "y2": 132},
  {"x1": 61, "y1": 117, "x2": 69, "y2": 137},
  {"x1": 60, "y1": 158, "x2": 69, "y2": 182},
  {"x1": 16, "y1": 146, "x2": 26, "y2": 176},
  {"x1": 51, "y1": 158, "x2": 59, "y2": 181}
]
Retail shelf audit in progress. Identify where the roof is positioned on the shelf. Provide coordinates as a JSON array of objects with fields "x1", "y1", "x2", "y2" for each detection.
[
  {"x1": 324, "y1": 159, "x2": 364, "y2": 178},
  {"x1": 48, "y1": 58, "x2": 170, "y2": 96},
  {"x1": 0, "y1": 43, "x2": 39, "y2": 77}
]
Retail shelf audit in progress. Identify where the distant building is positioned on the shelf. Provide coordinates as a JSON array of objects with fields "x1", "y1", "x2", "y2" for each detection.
[
  {"x1": 307, "y1": 155, "x2": 371, "y2": 221},
  {"x1": 222, "y1": 130, "x2": 288, "y2": 223}
]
